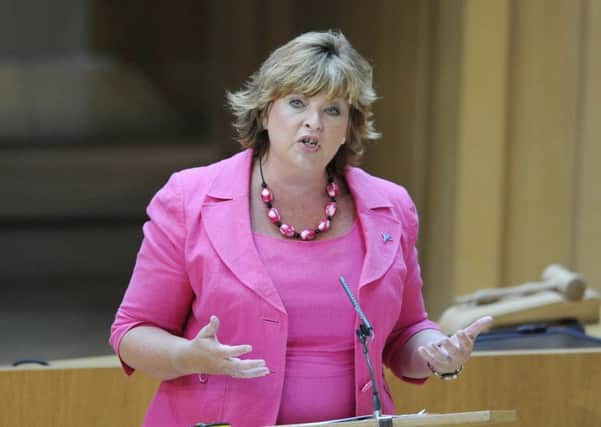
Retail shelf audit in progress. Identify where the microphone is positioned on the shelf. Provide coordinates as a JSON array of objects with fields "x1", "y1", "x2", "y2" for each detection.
[
  {"x1": 339, "y1": 276, "x2": 373, "y2": 339},
  {"x1": 339, "y1": 276, "x2": 392, "y2": 427}
]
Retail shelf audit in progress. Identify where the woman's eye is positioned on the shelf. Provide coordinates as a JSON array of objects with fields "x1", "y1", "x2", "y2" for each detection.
[
  {"x1": 289, "y1": 98, "x2": 304, "y2": 108},
  {"x1": 326, "y1": 106, "x2": 341, "y2": 116}
]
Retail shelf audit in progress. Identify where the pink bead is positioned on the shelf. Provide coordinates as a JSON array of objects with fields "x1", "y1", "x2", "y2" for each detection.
[
  {"x1": 318, "y1": 219, "x2": 331, "y2": 232},
  {"x1": 260, "y1": 187, "x2": 273, "y2": 203},
  {"x1": 300, "y1": 229, "x2": 316, "y2": 241},
  {"x1": 267, "y1": 207, "x2": 280, "y2": 223},
  {"x1": 279, "y1": 223, "x2": 296, "y2": 237},
  {"x1": 327, "y1": 182, "x2": 338, "y2": 198},
  {"x1": 325, "y1": 202, "x2": 337, "y2": 217}
]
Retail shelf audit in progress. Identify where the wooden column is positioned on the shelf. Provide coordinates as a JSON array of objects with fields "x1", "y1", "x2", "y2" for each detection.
[
  {"x1": 504, "y1": 0, "x2": 585, "y2": 285},
  {"x1": 575, "y1": 0, "x2": 601, "y2": 291},
  {"x1": 421, "y1": 0, "x2": 464, "y2": 317},
  {"x1": 453, "y1": 0, "x2": 510, "y2": 296},
  {"x1": 425, "y1": 0, "x2": 599, "y2": 316},
  {"x1": 423, "y1": 0, "x2": 511, "y2": 315}
]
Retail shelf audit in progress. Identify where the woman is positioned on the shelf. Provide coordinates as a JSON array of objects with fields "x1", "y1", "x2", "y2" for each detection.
[{"x1": 110, "y1": 30, "x2": 491, "y2": 427}]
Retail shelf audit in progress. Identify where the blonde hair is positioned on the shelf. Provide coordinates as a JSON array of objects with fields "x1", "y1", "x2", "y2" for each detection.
[{"x1": 227, "y1": 30, "x2": 380, "y2": 174}]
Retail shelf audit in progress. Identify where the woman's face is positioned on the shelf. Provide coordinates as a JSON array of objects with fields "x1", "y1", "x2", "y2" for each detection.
[{"x1": 263, "y1": 91, "x2": 349, "y2": 174}]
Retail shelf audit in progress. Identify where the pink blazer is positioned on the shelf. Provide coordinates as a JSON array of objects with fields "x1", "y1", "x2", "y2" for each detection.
[{"x1": 110, "y1": 149, "x2": 439, "y2": 427}]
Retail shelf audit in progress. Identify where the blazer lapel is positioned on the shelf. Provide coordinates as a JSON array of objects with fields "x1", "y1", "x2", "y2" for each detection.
[
  {"x1": 200, "y1": 150, "x2": 286, "y2": 314},
  {"x1": 346, "y1": 168, "x2": 403, "y2": 291},
  {"x1": 200, "y1": 156, "x2": 405, "y2": 310}
]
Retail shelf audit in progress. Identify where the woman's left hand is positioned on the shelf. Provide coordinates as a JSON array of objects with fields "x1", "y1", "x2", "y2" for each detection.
[{"x1": 418, "y1": 316, "x2": 493, "y2": 376}]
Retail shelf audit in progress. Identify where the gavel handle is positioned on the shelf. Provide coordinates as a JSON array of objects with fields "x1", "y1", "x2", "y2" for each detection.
[
  {"x1": 456, "y1": 264, "x2": 587, "y2": 305},
  {"x1": 456, "y1": 279, "x2": 585, "y2": 305},
  {"x1": 456, "y1": 281, "x2": 546, "y2": 305}
]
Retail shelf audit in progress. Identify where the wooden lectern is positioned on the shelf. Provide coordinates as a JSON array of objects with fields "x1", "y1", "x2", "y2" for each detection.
[
  {"x1": 275, "y1": 410, "x2": 517, "y2": 426},
  {"x1": 1, "y1": 356, "x2": 519, "y2": 427}
]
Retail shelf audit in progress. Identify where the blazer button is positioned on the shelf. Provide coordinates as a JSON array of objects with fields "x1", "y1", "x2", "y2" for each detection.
[{"x1": 198, "y1": 373, "x2": 208, "y2": 383}]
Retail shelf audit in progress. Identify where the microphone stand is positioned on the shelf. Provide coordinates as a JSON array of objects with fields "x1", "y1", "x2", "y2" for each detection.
[{"x1": 339, "y1": 276, "x2": 392, "y2": 427}]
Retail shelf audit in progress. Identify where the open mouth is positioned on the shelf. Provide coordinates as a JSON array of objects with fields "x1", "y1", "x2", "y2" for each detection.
[{"x1": 299, "y1": 136, "x2": 319, "y2": 148}]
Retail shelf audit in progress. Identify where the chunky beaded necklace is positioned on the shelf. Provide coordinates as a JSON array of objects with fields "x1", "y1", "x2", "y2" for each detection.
[{"x1": 258, "y1": 157, "x2": 338, "y2": 241}]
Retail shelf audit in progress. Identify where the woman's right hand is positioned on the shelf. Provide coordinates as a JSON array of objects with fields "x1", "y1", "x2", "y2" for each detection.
[{"x1": 172, "y1": 315, "x2": 270, "y2": 379}]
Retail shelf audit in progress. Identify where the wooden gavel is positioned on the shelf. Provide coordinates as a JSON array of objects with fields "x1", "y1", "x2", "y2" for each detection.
[{"x1": 456, "y1": 264, "x2": 587, "y2": 305}]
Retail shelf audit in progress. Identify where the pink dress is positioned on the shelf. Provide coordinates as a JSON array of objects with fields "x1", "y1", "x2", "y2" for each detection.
[{"x1": 253, "y1": 222, "x2": 365, "y2": 424}]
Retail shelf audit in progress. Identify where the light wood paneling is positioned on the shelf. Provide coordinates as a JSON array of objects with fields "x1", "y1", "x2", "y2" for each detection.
[
  {"x1": 4, "y1": 351, "x2": 599, "y2": 427},
  {"x1": 575, "y1": 0, "x2": 601, "y2": 291},
  {"x1": 388, "y1": 349, "x2": 601, "y2": 427},
  {"x1": 0, "y1": 365, "x2": 158, "y2": 427},
  {"x1": 453, "y1": 0, "x2": 510, "y2": 295},
  {"x1": 424, "y1": 0, "x2": 599, "y2": 316},
  {"x1": 504, "y1": 0, "x2": 585, "y2": 285},
  {"x1": 422, "y1": 0, "x2": 463, "y2": 318},
  {"x1": 423, "y1": 0, "x2": 511, "y2": 314}
]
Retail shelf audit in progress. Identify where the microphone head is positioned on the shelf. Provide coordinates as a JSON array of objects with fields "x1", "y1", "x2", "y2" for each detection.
[{"x1": 359, "y1": 323, "x2": 374, "y2": 339}]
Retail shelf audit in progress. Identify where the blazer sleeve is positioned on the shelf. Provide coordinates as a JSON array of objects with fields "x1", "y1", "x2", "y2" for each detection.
[
  {"x1": 383, "y1": 188, "x2": 440, "y2": 382},
  {"x1": 109, "y1": 172, "x2": 193, "y2": 374}
]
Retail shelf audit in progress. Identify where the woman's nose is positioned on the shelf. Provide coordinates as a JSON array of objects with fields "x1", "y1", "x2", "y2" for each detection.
[{"x1": 303, "y1": 110, "x2": 322, "y2": 131}]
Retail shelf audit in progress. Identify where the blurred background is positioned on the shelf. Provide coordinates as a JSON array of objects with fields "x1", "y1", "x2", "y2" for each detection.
[{"x1": 1, "y1": 0, "x2": 599, "y2": 365}]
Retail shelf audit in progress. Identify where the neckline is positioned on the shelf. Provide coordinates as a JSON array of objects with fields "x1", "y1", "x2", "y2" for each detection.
[{"x1": 253, "y1": 220, "x2": 359, "y2": 245}]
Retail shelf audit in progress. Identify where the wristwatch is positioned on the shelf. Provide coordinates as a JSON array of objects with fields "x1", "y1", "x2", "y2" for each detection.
[{"x1": 427, "y1": 362, "x2": 463, "y2": 380}]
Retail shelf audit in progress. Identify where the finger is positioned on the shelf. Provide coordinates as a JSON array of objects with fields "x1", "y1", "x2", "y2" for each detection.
[
  {"x1": 218, "y1": 343, "x2": 253, "y2": 358},
  {"x1": 420, "y1": 344, "x2": 460, "y2": 373},
  {"x1": 226, "y1": 357, "x2": 269, "y2": 376},
  {"x1": 227, "y1": 357, "x2": 267, "y2": 371},
  {"x1": 197, "y1": 315, "x2": 220, "y2": 339},
  {"x1": 421, "y1": 344, "x2": 449, "y2": 367},
  {"x1": 464, "y1": 316, "x2": 493, "y2": 339},
  {"x1": 230, "y1": 366, "x2": 270, "y2": 379},
  {"x1": 440, "y1": 338, "x2": 461, "y2": 359},
  {"x1": 433, "y1": 342, "x2": 465, "y2": 370},
  {"x1": 456, "y1": 330, "x2": 473, "y2": 351}
]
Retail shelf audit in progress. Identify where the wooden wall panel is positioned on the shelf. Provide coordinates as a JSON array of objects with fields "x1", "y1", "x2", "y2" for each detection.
[
  {"x1": 423, "y1": 0, "x2": 600, "y2": 315},
  {"x1": 0, "y1": 0, "x2": 88, "y2": 55},
  {"x1": 388, "y1": 349, "x2": 601, "y2": 427},
  {"x1": 339, "y1": 1, "x2": 433, "y2": 222},
  {"x1": 0, "y1": 143, "x2": 219, "y2": 218},
  {"x1": 0, "y1": 66, "x2": 27, "y2": 138},
  {"x1": 575, "y1": 0, "x2": 601, "y2": 291},
  {"x1": 0, "y1": 365, "x2": 158, "y2": 427},
  {"x1": 5, "y1": 350, "x2": 601, "y2": 427},
  {"x1": 361, "y1": 1, "x2": 430, "y2": 206},
  {"x1": 422, "y1": 0, "x2": 511, "y2": 314},
  {"x1": 504, "y1": 0, "x2": 585, "y2": 285},
  {"x1": 0, "y1": 225, "x2": 140, "y2": 284},
  {"x1": 453, "y1": 0, "x2": 510, "y2": 295},
  {"x1": 421, "y1": 1, "x2": 463, "y2": 318}
]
